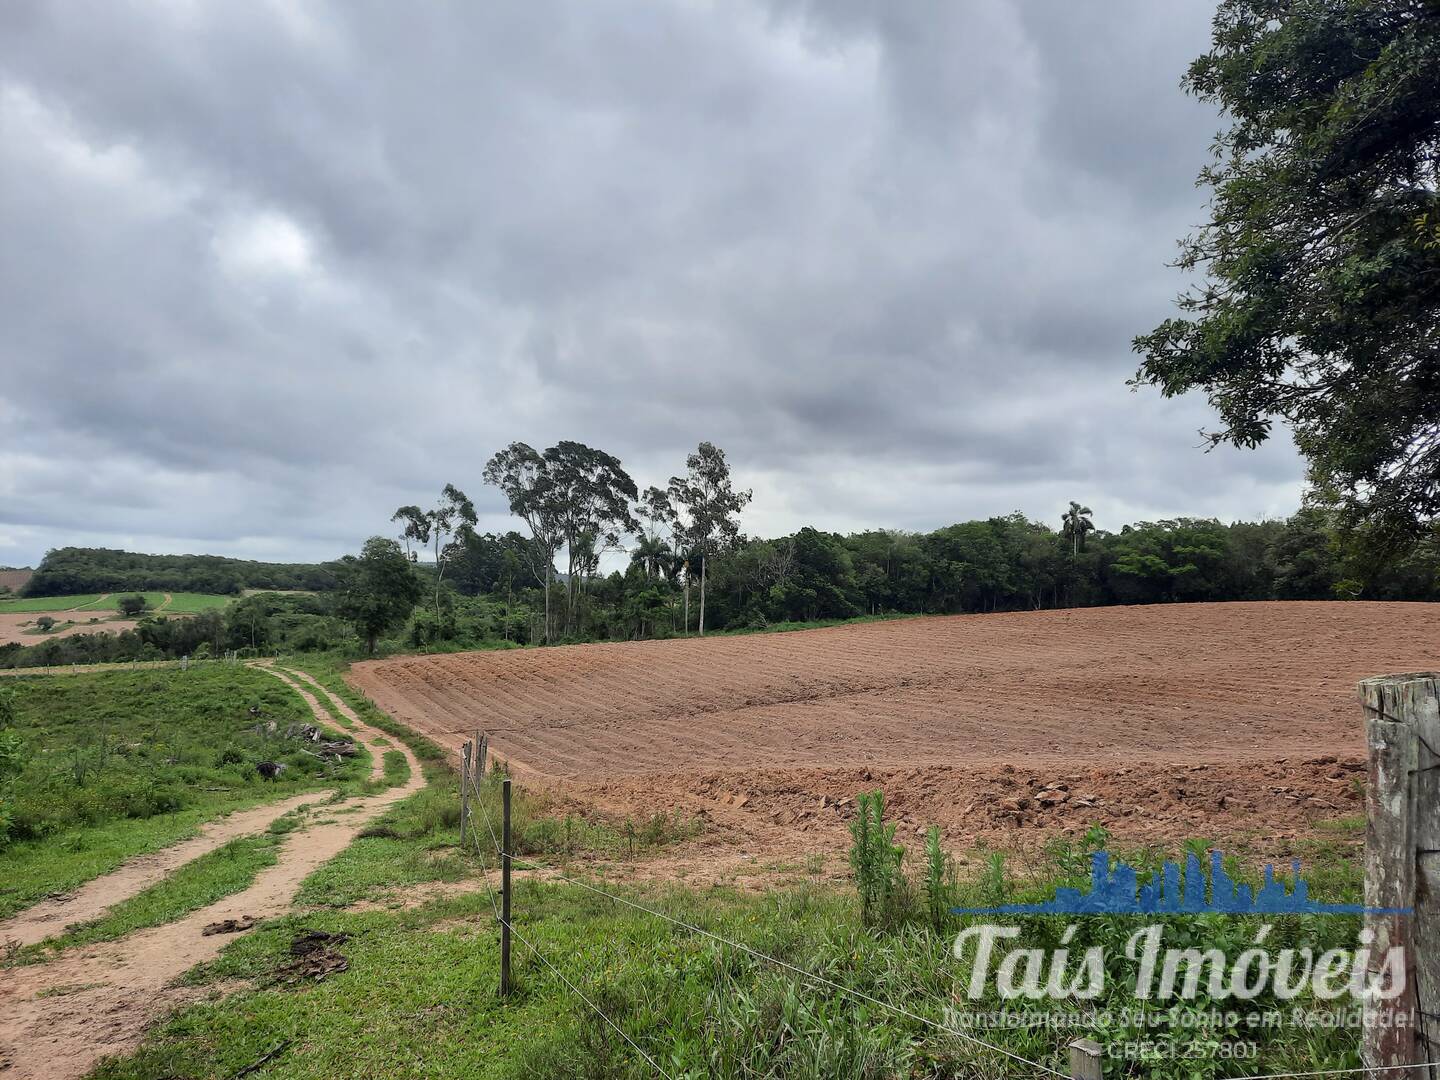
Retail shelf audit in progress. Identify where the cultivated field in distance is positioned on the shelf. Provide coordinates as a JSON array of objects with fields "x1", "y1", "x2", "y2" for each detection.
[
  {"x1": 0, "y1": 591, "x2": 234, "y2": 647},
  {"x1": 352, "y1": 601, "x2": 1440, "y2": 861}
]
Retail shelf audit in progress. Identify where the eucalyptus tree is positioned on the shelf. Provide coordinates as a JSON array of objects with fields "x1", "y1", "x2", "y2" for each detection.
[
  {"x1": 391, "y1": 485, "x2": 476, "y2": 620},
  {"x1": 634, "y1": 486, "x2": 675, "y2": 573},
  {"x1": 391, "y1": 505, "x2": 427, "y2": 563},
  {"x1": 484, "y1": 442, "x2": 563, "y2": 643},
  {"x1": 668, "y1": 441, "x2": 751, "y2": 635},
  {"x1": 542, "y1": 441, "x2": 638, "y2": 636}
]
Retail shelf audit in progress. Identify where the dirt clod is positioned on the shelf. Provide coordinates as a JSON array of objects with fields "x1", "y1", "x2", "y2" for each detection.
[
  {"x1": 201, "y1": 916, "x2": 257, "y2": 936},
  {"x1": 268, "y1": 930, "x2": 351, "y2": 986}
]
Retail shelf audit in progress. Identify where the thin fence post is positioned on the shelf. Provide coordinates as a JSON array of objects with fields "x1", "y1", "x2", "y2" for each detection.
[
  {"x1": 501, "y1": 776, "x2": 513, "y2": 998},
  {"x1": 1360, "y1": 673, "x2": 1440, "y2": 1078},
  {"x1": 1067, "y1": 1038, "x2": 1102, "y2": 1080},
  {"x1": 459, "y1": 740, "x2": 472, "y2": 848},
  {"x1": 478, "y1": 732, "x2": 488, "y2": 777}
]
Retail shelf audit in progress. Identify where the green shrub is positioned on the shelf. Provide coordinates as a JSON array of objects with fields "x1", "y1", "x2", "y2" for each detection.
[
  {"x1": 116, "y1": 594, "x2": 148, "y2": 617},
  {"x1": 848, "y1": 790, "x2": 908, "y2": 927},
  {"x1": 0, "y1": 667, "x2": 362, "y2": 849},
  {"x1": 923, "y1": 825, "x2": 952, "y2": 932}
]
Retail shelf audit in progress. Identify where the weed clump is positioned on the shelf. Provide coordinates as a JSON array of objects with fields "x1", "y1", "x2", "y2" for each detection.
[{"x1": 847, "y1": 790, "x2": 908, "y2": 927}]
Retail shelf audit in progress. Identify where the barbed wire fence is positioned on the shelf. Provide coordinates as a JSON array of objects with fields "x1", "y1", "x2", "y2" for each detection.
[{"x1": 456, "y1": 731, "x2": 1440, "y2": 1080}]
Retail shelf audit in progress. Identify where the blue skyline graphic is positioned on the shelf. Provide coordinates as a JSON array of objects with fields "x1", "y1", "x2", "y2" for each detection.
[{"x1": 952, "y1": 850, "x2": 1409, "y2": 916}]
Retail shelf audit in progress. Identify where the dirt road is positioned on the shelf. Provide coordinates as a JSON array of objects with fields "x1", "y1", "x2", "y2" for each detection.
[{"x1": 0, "y1": 667, "x2": 423, "y2": 1080}]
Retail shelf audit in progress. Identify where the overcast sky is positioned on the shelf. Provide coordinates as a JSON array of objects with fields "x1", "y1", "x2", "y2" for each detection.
[{"x1": 0, "y1": 0, "x2": 1306, "y2": 568}]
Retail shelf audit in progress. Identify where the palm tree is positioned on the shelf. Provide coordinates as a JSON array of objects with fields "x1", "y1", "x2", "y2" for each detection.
[
  {"x1": 630, "y1": 534, "x2": 671, "y2": 580},
  {"x1": 1060, "y1": 502, "x2": 1095, "y2": 610},
  {"x1": 1061, "y1": 502, "x2": 1095, "y2": 558}
]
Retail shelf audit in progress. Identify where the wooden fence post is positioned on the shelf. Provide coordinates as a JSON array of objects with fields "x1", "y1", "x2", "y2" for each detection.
[
  {"x1": 1067, "y1": 1038, "x2": 1102, "y2": 1080},
  {"x1": 478, "y1": 732, "x2": 488, "y2": 777},
  {"x1": 1360, "y1": 673, "x2": 1440, "y2": 1077},
  {"x1": 501, "y1": 776, "x2": 513, "y2": 997},
  {"x1": 459, "y1": 740, "x2": 472, "y2": 848}
]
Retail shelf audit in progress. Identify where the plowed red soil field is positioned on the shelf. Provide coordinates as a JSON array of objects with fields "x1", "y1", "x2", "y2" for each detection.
[{"x1": 350, "y1": 602, "x2": 1440, "y2": 877}]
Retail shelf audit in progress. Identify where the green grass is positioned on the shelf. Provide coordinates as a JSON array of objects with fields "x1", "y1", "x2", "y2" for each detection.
[
  {"x1": 36, "y1": 661, "x2": 1371, "y2": 1078},
  {"x1": 708, "y1": 611, "x2": 925, "y2": 638},
  {"x1": 0, "y1": 591, "x2": 233, "y2": 616},
  {"x1": 0, "y1": 666, "x2": 367, "y2": 918},
  {"x1": 0, "y1": 594, "x2": 105, "y2": 613},
  {"x1": 119, "y1": 592, "x2": 232, "y2": 614},
  {"x1": 381, "y1": 750, "x2": 409, "y2": 787},
  {"x1": 293, "y1": 661, "x2": 451, "y2": 773},
  {"x1": 8, "y1": 832, "x2": 286, "y2": 963},
  {"x1": 155, "y1": 593, "x2": 235, "y2": 614},
  {"x1": 88, "y1": 799, "x2": 1369, "y2": 1080}
]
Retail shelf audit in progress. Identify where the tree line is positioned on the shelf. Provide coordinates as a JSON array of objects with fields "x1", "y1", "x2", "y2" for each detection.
[
  {"x1": 21, "y1": 548, "x2": 341, "y2": 597},
  {"x1": 332, "y1": 439, "x2": 1440, "y2": 654},
  {"x1": 5, "y1": 437, "x2": 1436, "y2": 669}
]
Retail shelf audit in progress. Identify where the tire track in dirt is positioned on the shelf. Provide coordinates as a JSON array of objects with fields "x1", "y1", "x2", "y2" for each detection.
[
  {"x1": 0, "y1": 667, "x2": 424, "y2": 1080},
  {"x1": 0, "y1": 669, "x2": 374, "y2": 951},
  {"x1": 0, "y1": 792, "x2": 319, "y2": 951}
]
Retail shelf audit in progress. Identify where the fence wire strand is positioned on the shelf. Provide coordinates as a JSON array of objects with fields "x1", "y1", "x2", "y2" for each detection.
[
  {"x1": 467, "y1": 772, "x2": 675, "y2": 1079},
  {"x1": 464, "y1": 766, "x2": 1063, "y2": 1078},
  {"x1": 1229, "y1": 1065, "x2": 1440, "y2": 1080},
  {"x1": 464, "y1": 757, "x2": 1437, "y2": 1080},
  {"x1": 503, "y1": 852, "x2": 1068, "y2": 1078}
]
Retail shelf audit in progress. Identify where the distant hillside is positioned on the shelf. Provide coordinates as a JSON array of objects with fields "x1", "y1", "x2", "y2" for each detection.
[
  {"x1": 0, "y1": 568, "x2": 33, "y2": 594},
  {"x1": 23, "y1": 548, "x2": 340, "y2": 597}
]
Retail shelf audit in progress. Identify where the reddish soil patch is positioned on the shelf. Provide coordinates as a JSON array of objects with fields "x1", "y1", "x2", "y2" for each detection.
[
  {"x1": 352, "y1": 602, "x2": 1438, "y2": 865},
  {"x1": 0, "y1": 569, "x2": 32, "y2": 593},
  {"x1": 0, "y1": 614, "x2": 143, "y2": 649}
]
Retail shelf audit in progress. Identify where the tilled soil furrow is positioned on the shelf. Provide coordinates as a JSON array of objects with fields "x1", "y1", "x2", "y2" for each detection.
[{"x1": 350, "y1": 602, "x2": 1437, "y2": 864}]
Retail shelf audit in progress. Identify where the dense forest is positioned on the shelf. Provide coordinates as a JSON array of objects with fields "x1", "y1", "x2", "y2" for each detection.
[
  {"x1": 6, "y1": 439, "x2": 1435, "y2": 670},
  {"x1": 6, "y1": 497, "x2": 1437, "y2": 671},
  {"x1": 427, "y1": 506, "x2": 1440, "y2": 646},
  {"x1": 21, "y1": 548, "x2": 341, "y2": 596}
]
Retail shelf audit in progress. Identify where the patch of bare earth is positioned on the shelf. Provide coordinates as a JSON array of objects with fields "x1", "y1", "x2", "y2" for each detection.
[
  {"x1": 0, "y1": 794, "x2": 320, "y2": 950},
  {"x1": 0, "y1": 570, "x2": 34, "y2": 593},
  {"x1": 0, "y1": 614, "x2": 143, "y2": 649},
  {"x1": 350, "y1": 602, "x2": 1438, "y2": 881},
  {"x1": 0, "y1": 667, "x2": 423, "y2": 1080}
]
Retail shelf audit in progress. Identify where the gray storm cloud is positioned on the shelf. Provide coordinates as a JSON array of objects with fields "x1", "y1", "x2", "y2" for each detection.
[{"x1": 0, "y1": 0, "x2": 1305, "y2": 566}]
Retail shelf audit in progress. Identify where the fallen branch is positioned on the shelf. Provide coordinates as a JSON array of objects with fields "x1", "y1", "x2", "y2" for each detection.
[{"x1": 231, "y1": 1039, "x2": 290, "y2": 1079}]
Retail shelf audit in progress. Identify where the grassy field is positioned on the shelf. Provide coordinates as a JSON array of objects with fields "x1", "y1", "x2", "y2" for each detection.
[
  {"x1": 0, "y1": 594, "x2": 107, "y2": 613},
  {"x1": 84, "y1": 751, "x2": 1368, "y2": 1079},
  {"x1": 0, "y1": 666, "x2": 367, "y2": 918},
  {"x1": 0, "y1": 658, "x2": 1373, "y2": 1077},
  {"x1": 126, "y1": 592, "x2": 233, "y2": 614},
  {"x1": 0, "y1": 592, "x2": 234, "y2": 616},
  {"x1": 159, "y1": 592, "x2": 235, "y2": 613}
]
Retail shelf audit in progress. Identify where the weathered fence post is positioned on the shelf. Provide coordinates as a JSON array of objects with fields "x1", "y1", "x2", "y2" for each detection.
[
  {"x1": 1360, "y1": 673, "x2": 1440, "y2": 1077},
  {"x1": 478, "y1": 732, "x2": 488, "y2": 777},
  {"x1": 1067, "y1": 1038, "x2": 1102, "y2": 1080},
  {"x1": 501, "y1": 776, "x2": 513, "y2": 997},
  {"x1": 459, "y1": 740, "x2": 472, "y2": 848}
]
